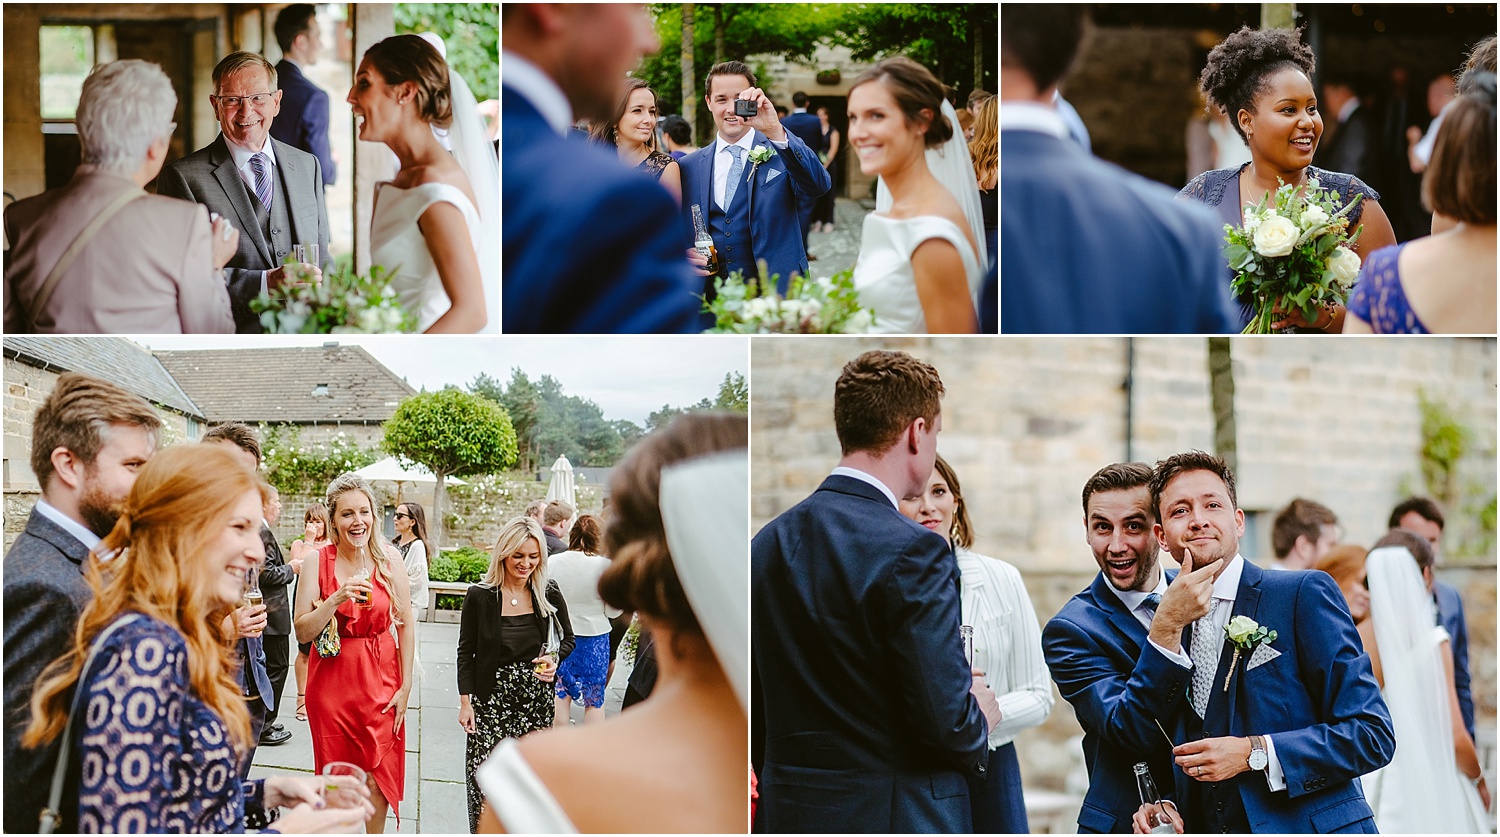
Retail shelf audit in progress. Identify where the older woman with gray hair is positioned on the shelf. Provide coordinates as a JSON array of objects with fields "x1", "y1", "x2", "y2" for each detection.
[{"x1": 4, "y1": 59, "x2": 238, "y2": 333}]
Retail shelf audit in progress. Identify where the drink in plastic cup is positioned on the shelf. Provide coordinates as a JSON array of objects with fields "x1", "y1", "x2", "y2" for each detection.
[{"x1": 321, "y1": 761, "x2": 367, "y2": 810}]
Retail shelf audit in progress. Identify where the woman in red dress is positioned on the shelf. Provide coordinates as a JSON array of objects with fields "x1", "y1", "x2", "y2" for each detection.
[{"x1": 294, "y1": 473, "x2": 414, "y2": 833}]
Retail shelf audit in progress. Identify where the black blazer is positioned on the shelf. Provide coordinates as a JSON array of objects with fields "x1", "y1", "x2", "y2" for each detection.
[
  {"x1": 258, "y1": 524, "x2": 293, "y2": 635},
  {"x1": 457, "y1": 579, "x2": 575, "y2": 699}
]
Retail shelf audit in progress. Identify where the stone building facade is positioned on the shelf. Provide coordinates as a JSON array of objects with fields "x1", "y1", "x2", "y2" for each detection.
[{"x1": 751, "y1": 336, "x2": 1496, "y2": 807}]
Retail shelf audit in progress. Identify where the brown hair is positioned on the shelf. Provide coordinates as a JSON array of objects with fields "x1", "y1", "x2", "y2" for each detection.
[
  {"x1": 1372, "y1": 528, "x2": 1436, "y2": 572},
  {"x1": 30, "y1": 372, "x2": 161, "y2": 490},
  {"x1": 24, "y1": 444, "x2": 264, "y2": 756},
  {"x1": 1389, "y1": 496, "x2": 1445, "y2": 530},
  {"x1": 848, "y1": 57, "x2": 955, "y2": 148},
  {"x1": 1271, "y1": 498, "x2": 1339, "y2": 559},
  {"x1": 1149, "y1": 451, "x2": 1237, "y2": 520},
  {"x1": 363, "y1": 34, "x2": 453, "y2": 128},
  {"x1": 303, "y1": 501, "x2": 331, "y2": 542},
  {"x1": 1422, "y1": 73, "x2": 1495, "y2": 225},
  {"x1": 544, "y1": 499, "x2": 575, "y2": 527},
  {"x1": 1081, "y1": 462, "x2": 1154, "y2": 517},
  {"x1": 931, "y1": 454, "x2": 974, "y2": 550},
  {"x1": 598, "y1": 413, "x2": 747, "y2": 639},
  {"x1": 590, "y1": 77, "x2": 657, "y2": 148},
  {"x1": 969, "y1": 94, "x2": 998, "y2": 189},
  {"x1": 397, "y1": 501, "x2": 434, "y2": 567},
  {"x1": 212, "y1": 51, "x2": 277, "y2": 93},
  {"x1": 568, "y1": 514, "x2": 603, "y2": 554},
  {"x1": 833, "y1": 350, "x2": 944, "y2": 456},
  {"x1": 1315, "y1": 543, "x2": 1369, "y2": 592},
  {"x1": 202, "y1": 422, "x2": 262, "y2": 465},
  {"x1": 705, "y1": 61, "x2": 757, "y2": 95}
]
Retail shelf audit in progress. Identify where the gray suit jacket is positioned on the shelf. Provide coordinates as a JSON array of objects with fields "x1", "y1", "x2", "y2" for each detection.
[
  {"x1": 156, "y1": 134, "x2": 329, "y2": 332},
  {"x1": 3, "y1": 166, "x2": 234, "y2": 334},
  {"x1": 2, "y1": 507, "x2": 96, "y2": 835}
]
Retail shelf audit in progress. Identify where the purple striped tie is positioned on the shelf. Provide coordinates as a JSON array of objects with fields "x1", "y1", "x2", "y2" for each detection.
[{"x1": 250, "y1": 153, "x2": 272, "y2": 211}]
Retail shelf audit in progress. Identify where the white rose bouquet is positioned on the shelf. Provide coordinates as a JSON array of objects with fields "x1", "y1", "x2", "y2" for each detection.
[
  {"x1": 251, "y1": 261, "x2": 417, "y2": 334},
  {"x1": 1223, "y1": 177, "x2": 1364, "y2": 334},
  {"x1": 702, "y1": 260, "x2": 874, "y2": 334}
]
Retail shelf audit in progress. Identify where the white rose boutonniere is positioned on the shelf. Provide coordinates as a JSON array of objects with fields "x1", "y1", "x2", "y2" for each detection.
[
  {"x1": 1300, "y1": 204, "x2": 1329, "y2": 230},
  {"x1": 745, "y1": 145, "x2": 774, "y2": 182},
  {"x1": 1251, "y1": 214, "x2": 1298, "y2": 257},
  {"x1": 1222, "y1": 616, "x2": 1278, "y2": 692}
]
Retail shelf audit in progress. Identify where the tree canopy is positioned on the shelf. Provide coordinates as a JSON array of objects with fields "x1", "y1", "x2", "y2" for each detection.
[{"x1": 395, "y1": 3, "x2": 499, "y2": 101}]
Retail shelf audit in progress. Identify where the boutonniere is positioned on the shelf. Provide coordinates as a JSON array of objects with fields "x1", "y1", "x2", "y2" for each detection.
[
  {"x1": 1222, "y1": 615, "x2": 1278, "y2": 692},
  {"x1": 745, "y1": 145, "x2": 775, "y2": 182}
]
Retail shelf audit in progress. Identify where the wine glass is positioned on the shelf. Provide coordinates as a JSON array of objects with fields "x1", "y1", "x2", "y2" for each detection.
[{"x1": 320, "y1": 761, "x2": 367, "y2": 811}]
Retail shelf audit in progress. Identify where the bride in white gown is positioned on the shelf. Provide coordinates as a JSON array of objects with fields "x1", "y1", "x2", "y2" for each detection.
[
  {"x1": 1362, "y1": 542, "x2": 1490, "y2": 833},
  {"x1": 849, "y1": 57, "x2": 985, "y2": 334},
  {"x1": 349, "y1": 35, "x2": 498, "y2": 333},
  {"x1": 473, "y1": 414, "x2": 748, "y2": 833}
]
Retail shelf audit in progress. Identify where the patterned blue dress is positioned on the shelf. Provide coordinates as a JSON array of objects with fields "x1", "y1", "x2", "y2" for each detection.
[
  {"x1": 1344, "y1": 242, "x2": 1429, "y2": 333},
  {"x1": 66, "y1": 614, "x2": 270, "y2": 833}
]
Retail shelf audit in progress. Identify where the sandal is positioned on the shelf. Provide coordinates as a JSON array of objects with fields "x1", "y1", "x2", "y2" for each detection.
[{"x1": 295, "y1": 694, "x2": 307, "y2": 721}]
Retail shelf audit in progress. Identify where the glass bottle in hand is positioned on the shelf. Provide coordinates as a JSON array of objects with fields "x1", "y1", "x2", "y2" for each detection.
[{"x1": 1134, "y1": 762, "x2": 1176, "y2": 833}]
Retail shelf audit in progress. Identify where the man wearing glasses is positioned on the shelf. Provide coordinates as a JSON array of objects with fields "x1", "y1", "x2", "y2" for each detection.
[{"x1": 159, "y1": 51, "x2": 330, "y2": 333}]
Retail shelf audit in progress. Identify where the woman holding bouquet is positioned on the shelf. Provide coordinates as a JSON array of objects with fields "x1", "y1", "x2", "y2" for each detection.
[{"x1": 1178, "y1": 26, "x2": 1396, "y2": 332}]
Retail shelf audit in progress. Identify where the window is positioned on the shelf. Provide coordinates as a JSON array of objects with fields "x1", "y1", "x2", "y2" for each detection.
[
  {"x1": 40, "y1": 26, "x2": 94, "y2": 120},
  {"x1": 312, "y1": 384, "x2": 331, "y2": 397}
]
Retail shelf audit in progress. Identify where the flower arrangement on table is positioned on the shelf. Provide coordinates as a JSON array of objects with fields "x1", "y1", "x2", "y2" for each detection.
[
  {"x1": 701, "y1": 260, "x2": 874, "y2": 334},
  {"x1": 1223, "y1": 177, "x2": 1364, "y2": 334},
  {"x1": 251, "y1": 261, "x2": 416, "y2": 334}
]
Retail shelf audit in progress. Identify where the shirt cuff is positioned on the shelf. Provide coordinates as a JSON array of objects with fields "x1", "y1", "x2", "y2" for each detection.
[
  {"x1": 770, "y1": 139, "x2": 788, "y2": 148},
  {"x1": 1149, "y1": 636, "x2": 1192, "y2": 668},
  {"x1": 260, "y1": 271, "x2": 270, "y2": 296},
  {"x1": 1263, "y1": 735, "x2": 1287, "y2": 791}
]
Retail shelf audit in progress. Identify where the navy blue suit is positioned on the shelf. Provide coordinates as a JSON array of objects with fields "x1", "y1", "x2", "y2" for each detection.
[
  {"x1": 1000, "y1": 128, "x2": 1239, "y2": 334},
  {"x1": 502, "y1": 85, "x2": 701, "y2": 333},
  {"x1": 1043, "y1": 572, "x2": 1180, "y2": 833},
  {"x1": 272, "y1": 60, "x2": 335, "y2": 186},
  {"x1": 680, "y1": 129, "x2": 830, "y2": 296},
  {"x1": 781, "y1": 111, "x2": 824, "y2": 248},
  {"x1": 1111, "y1": 562, "x2": 1393, "y2": 833},
  {"x1": 1434, "y1": 579, "x2": 1475, "y2": 742},
  {"x1": 752, "y1": 474, "x2": 989, "y2": 833}
]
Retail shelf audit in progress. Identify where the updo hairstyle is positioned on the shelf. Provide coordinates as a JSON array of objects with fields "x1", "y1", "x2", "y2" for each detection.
[
  {"x1": 1199, "y1": 26, "x2": 1317, "y2": 144},
  {"x1": 848, "y1": 56, "x2": 954, "y2": 148},
  {"x1": 597, "y1": 413, "x2": 748, "y2": 640},
  {"x1": 363, "y1": 34, "x2": 453, "y2": 128},
  {"x1": 1422, "y1": 71, "x2": 1495, "y2": 225}
]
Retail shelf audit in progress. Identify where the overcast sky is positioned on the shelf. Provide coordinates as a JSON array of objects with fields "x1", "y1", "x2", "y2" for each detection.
[{"x1": 139, "y1": 336, "x2": 748, "y2": 426}]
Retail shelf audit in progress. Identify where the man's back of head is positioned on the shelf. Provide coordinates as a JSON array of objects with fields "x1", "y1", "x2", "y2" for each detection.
[
  {"x1": 833, "y1": 351, "x2": 944, "y2": 458},
  {"x1": 543, "y1": 500, "x2": 575, "y2": 529},
  {"x1": 1000, "y1": 5, "x2": 1088, "y2": 100},
  {"x1": 1271, "y1": 498, "x2": 1339, "y2": 569}
]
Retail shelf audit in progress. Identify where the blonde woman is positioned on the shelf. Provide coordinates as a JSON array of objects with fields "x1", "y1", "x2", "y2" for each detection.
[
  {"x1": 969, "y1": 95, "x2": 998, "y2": 268},
  {"x1": 457, "y1": 516, "x2": 575, "y2": 832}
]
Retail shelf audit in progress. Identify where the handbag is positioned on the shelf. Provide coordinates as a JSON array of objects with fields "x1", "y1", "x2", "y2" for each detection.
[
  {"x1": 40, "y1": 613, "x2": 140, "y2": 834},
  {"x1": 315, "y1": 614, "x2": 341, "y2": 658}
]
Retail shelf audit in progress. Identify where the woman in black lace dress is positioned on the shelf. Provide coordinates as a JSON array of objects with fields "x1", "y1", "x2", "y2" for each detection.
[
  {"x1": 590, "y1": 78, "x2": 681, "y2": 205},
  {"x1": 1178, "y1": 26, "x2": 1397, "y2": 332}
]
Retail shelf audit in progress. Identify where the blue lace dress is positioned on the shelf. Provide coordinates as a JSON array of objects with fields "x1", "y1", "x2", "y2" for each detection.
[
  {"x1": 1178, "y1": 164, "x2": 1380, "y2": 329},
  {"x1": 65, "y1": 614, "x2": 271, "y2": 833},
  {"x1": 1344, "y1": 242, "x2": 1428, "y2": 333}
]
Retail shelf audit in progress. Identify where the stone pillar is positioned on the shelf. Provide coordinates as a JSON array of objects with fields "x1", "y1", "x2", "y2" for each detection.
[
  {"x1": 4, "y1": 7, "x2": 45, "y2": 202},
  {"x1": 350, "y1": 3, "x2": 395, "y2": 274}
]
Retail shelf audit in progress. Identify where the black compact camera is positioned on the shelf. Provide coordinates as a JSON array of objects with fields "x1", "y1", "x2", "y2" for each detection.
[{"x1": 733, "y1": 98, "x2": 759, "y2": 118}]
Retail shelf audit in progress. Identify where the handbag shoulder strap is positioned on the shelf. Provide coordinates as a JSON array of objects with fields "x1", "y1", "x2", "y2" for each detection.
[
  {"x1": 39, "y1": 613, "x2": 142, "y2": 834},
  {"x1": 26, "y1": 188, "x2": 145, "y2": 331}
]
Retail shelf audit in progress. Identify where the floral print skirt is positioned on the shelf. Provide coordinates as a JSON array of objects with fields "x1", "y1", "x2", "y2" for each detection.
[{"x1": 464, "y1": 661, "x2": 554, "y2": 832}]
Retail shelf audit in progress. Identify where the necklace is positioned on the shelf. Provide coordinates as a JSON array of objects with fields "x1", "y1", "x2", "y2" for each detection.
[{"x1": 501, "y1": 585, "x2": 524, "y2": 607}]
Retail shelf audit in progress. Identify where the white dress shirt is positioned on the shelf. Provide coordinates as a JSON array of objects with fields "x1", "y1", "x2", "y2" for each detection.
[
  {"x1": 829, "y1": 466, "x2": 898, "y2": 510},
  {"x1": 501, "y1": 50, "x2": 572, "y2": 136},
  {"x1": 957, "y1": 547, "x2": 1054, "y2": 748},
  {"x1": 34, "y1": 498, "x2": 102, "y2": 553},
  {"x1": 1149, "y1": 553, "x2": 1287, "y2": 790},
  {"x1": 712, "y1": 131, "x2": 759, "y2": 211},
  {"x1": 998, "y1": 101, "x2": 1068, "y2": 138},
  {"x1": 225, "y1": 134, "x2": 278, "y2": 202},
  {"x1": 1104, "y1": 570, "x2": 1171, "y2": 632}
]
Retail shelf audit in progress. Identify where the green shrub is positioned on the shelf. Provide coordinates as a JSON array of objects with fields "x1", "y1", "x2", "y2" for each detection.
[{"x1": 436, "y1": 593, "x2": 465, "y2": 611}]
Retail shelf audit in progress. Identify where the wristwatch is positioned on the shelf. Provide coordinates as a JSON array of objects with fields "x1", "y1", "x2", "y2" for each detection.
[{"x1": 1248, "y1": 735, "x2": 1269, "y2": 771}]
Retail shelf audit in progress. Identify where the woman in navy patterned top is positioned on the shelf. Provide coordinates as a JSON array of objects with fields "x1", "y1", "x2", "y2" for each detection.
[{"x1": 22, "y1": 444, "x2": 371, "y2": 834}]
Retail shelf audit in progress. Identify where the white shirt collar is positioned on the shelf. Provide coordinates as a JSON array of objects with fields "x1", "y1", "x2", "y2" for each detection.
[
  {"x1": 715, "y1": 130, "x2": 759, "y2": 158},
  {"x1": 829, "y1": 466, "x2": 899, "y2": 511},
  {"x1": 225, "y1": 133, "x2": 276, "y2": 169},
  {"x1": 1211, "y1": 553, "x2": 1246, "y2": 602},
  {"x1": 502, "y1": 51, "x2": 573, "y2": 136},
  {"x1": 999, "y1": 101, "x2": 1068, "y2": 138},
  {"x1": 1105, "y1": 567, "x2": 1171, "y2": 614},
  {"x1": 34, "y1": 498, "x2": 102, "y2": 553},
  {"x1": 1338, "y1": 98, "x2": 1359, "y2": 124}
]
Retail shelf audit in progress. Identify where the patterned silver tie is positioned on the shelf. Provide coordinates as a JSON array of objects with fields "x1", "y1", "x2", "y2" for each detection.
[
  {"x1": 250, "y1": 152, "x2": 272, "y2": 211},
  {"x1": 1189, "y1": 598, "x2": 1223, "y2": 718},
  {"x1": 722, "y1": 145, "x2": 745, "y2": 209}
]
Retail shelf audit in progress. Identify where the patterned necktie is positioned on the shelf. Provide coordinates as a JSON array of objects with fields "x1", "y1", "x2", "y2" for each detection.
[
  {"x1": 1143, "y1": 593, "x2": 1162, "y2": 614},
  {"x1": 1189, "y1": 598, "x2": 1223, "y2": 717},
  {"x1": 250, "y1": 153, "x2": 272, "y2": 211},
  {"x1": 721, "y1": 145, "x2": 745, "y2": 209}
]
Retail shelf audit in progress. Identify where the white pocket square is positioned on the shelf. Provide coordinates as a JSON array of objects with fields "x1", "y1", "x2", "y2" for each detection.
[
  {"x1": 1246, "y1": 643, "x2": 1281, "y2": 670},
  {"x1": 766, "y1": 168, "x2": 783, "y2": 184}
]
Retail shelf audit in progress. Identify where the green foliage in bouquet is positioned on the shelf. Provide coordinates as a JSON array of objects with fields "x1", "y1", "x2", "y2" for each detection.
[
  {"x1": 701, "y1": 260, "x2": 874, "y2": 334},
  {"x1": 250, "y1": 261, "x2": 417, "y2": 334},
  {"x1": 1223, "y1": 178, "x2": 1364, "y2": 334}
]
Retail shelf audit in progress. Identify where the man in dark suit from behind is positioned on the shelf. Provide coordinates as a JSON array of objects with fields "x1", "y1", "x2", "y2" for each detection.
[
  {"x1": 752, "y1": 350, "x2": 997, "y2": 833},
  {"x1": 1315, "y1": 75, "x2": 1379, "y2": 190},
  {"x1": 1389, "y1": 496, "x2": 1475, "y2": 743},
  {"x1": 271, "y1": 4, "x2": 336, "y2": 187},
  {"x1": 781, "y1": 91, "x2": 824, "y2": 251},
  {"x1": 999, "y1": 6, "x2": 1238, "y2": 334},
  {"x1": 501, "y1": 4, "x2": 700, "y2": 334},
  {"x1": 3, "y1": 373, "x2": 161, "y2": 835},
  {"x1": 256, "y1": 485, "x2": 300, "y2": 746}
]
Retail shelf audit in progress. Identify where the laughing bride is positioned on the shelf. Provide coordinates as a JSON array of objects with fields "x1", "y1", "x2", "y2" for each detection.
[{"x1": 349, "y1": 34, "x2": 498, "y2": 333}]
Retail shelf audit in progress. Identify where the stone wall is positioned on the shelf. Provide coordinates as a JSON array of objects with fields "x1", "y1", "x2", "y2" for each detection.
[{"x1": 751, "y1": 336, "x2": 1497, "y2": 793}]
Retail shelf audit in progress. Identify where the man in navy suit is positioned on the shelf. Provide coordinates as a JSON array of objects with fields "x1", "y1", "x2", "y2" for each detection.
[
  {"x1": 271, "y1": 4, "x2": 336, "y2": 186},
  {"x1": 1000, "y1": 6, "x2": 1238, "y2": 334},
  {"x1": 781, "y1": 92, "x2": 823, "y2": 251},
  {"x1": 2, "y1": 373, "x2": 160, "y2": 835},
  {"x1": 1043, "y1": 462, "x2": 1180, "y2": 833},
  {"x1": 752, "y1": 350, "x2": 996, "y2": 833},
  {"x1": 501, "y1": 4, "x2": 700, "y2": 333},
  {"x1": 681, "y1": 63, "x2": 831, "y2": 297},
  {"x1": 1122, "y1": 452, "x2": 1393, "y2": 833},
  {"x1": 1388, "y1": 496, "x2": 1475, "y2": 743}
]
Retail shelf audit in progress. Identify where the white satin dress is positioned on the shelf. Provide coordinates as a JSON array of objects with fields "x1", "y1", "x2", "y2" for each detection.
[
  {"x1": 370, "y1": 181, "x2": 483, "y2": 332},
  {"x1": 851, "y1": 214, "x2": 984, "y2": 334},
  {"x1": 475, "y1": 738, "x2": 577, "y2": 833}
]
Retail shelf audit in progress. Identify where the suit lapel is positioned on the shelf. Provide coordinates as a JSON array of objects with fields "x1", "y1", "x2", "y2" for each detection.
[
  {"x1": 274, "y1": 139, "x2": 310, "y2": 246},
  {"x1": 1218, "y1": 566, "x2": 1263, "y2": 734},
  {"x1": 699, "y1": 146, "x2": 716, "y2": 214},
  {"x1": 210, "y1": 136, "x2": 273, "y2": 266}
]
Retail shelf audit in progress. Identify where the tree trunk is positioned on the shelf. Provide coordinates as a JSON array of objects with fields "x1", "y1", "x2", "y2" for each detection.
[
  {"x1": 972, "y1": 5, "x2": 983, "y2": 93},
  {"x1": 681, "y1": 3, "x2": 696, "y2": 138},
  {"x1": 432, "y1": 471, "x2": 447, "y2": 548},
  {"x1": 1208, "y1": 338, "x2": 1238, "y2": 474},
  {"x1": 713, "y1": 4, "x2": 723, "y2": 65}
]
